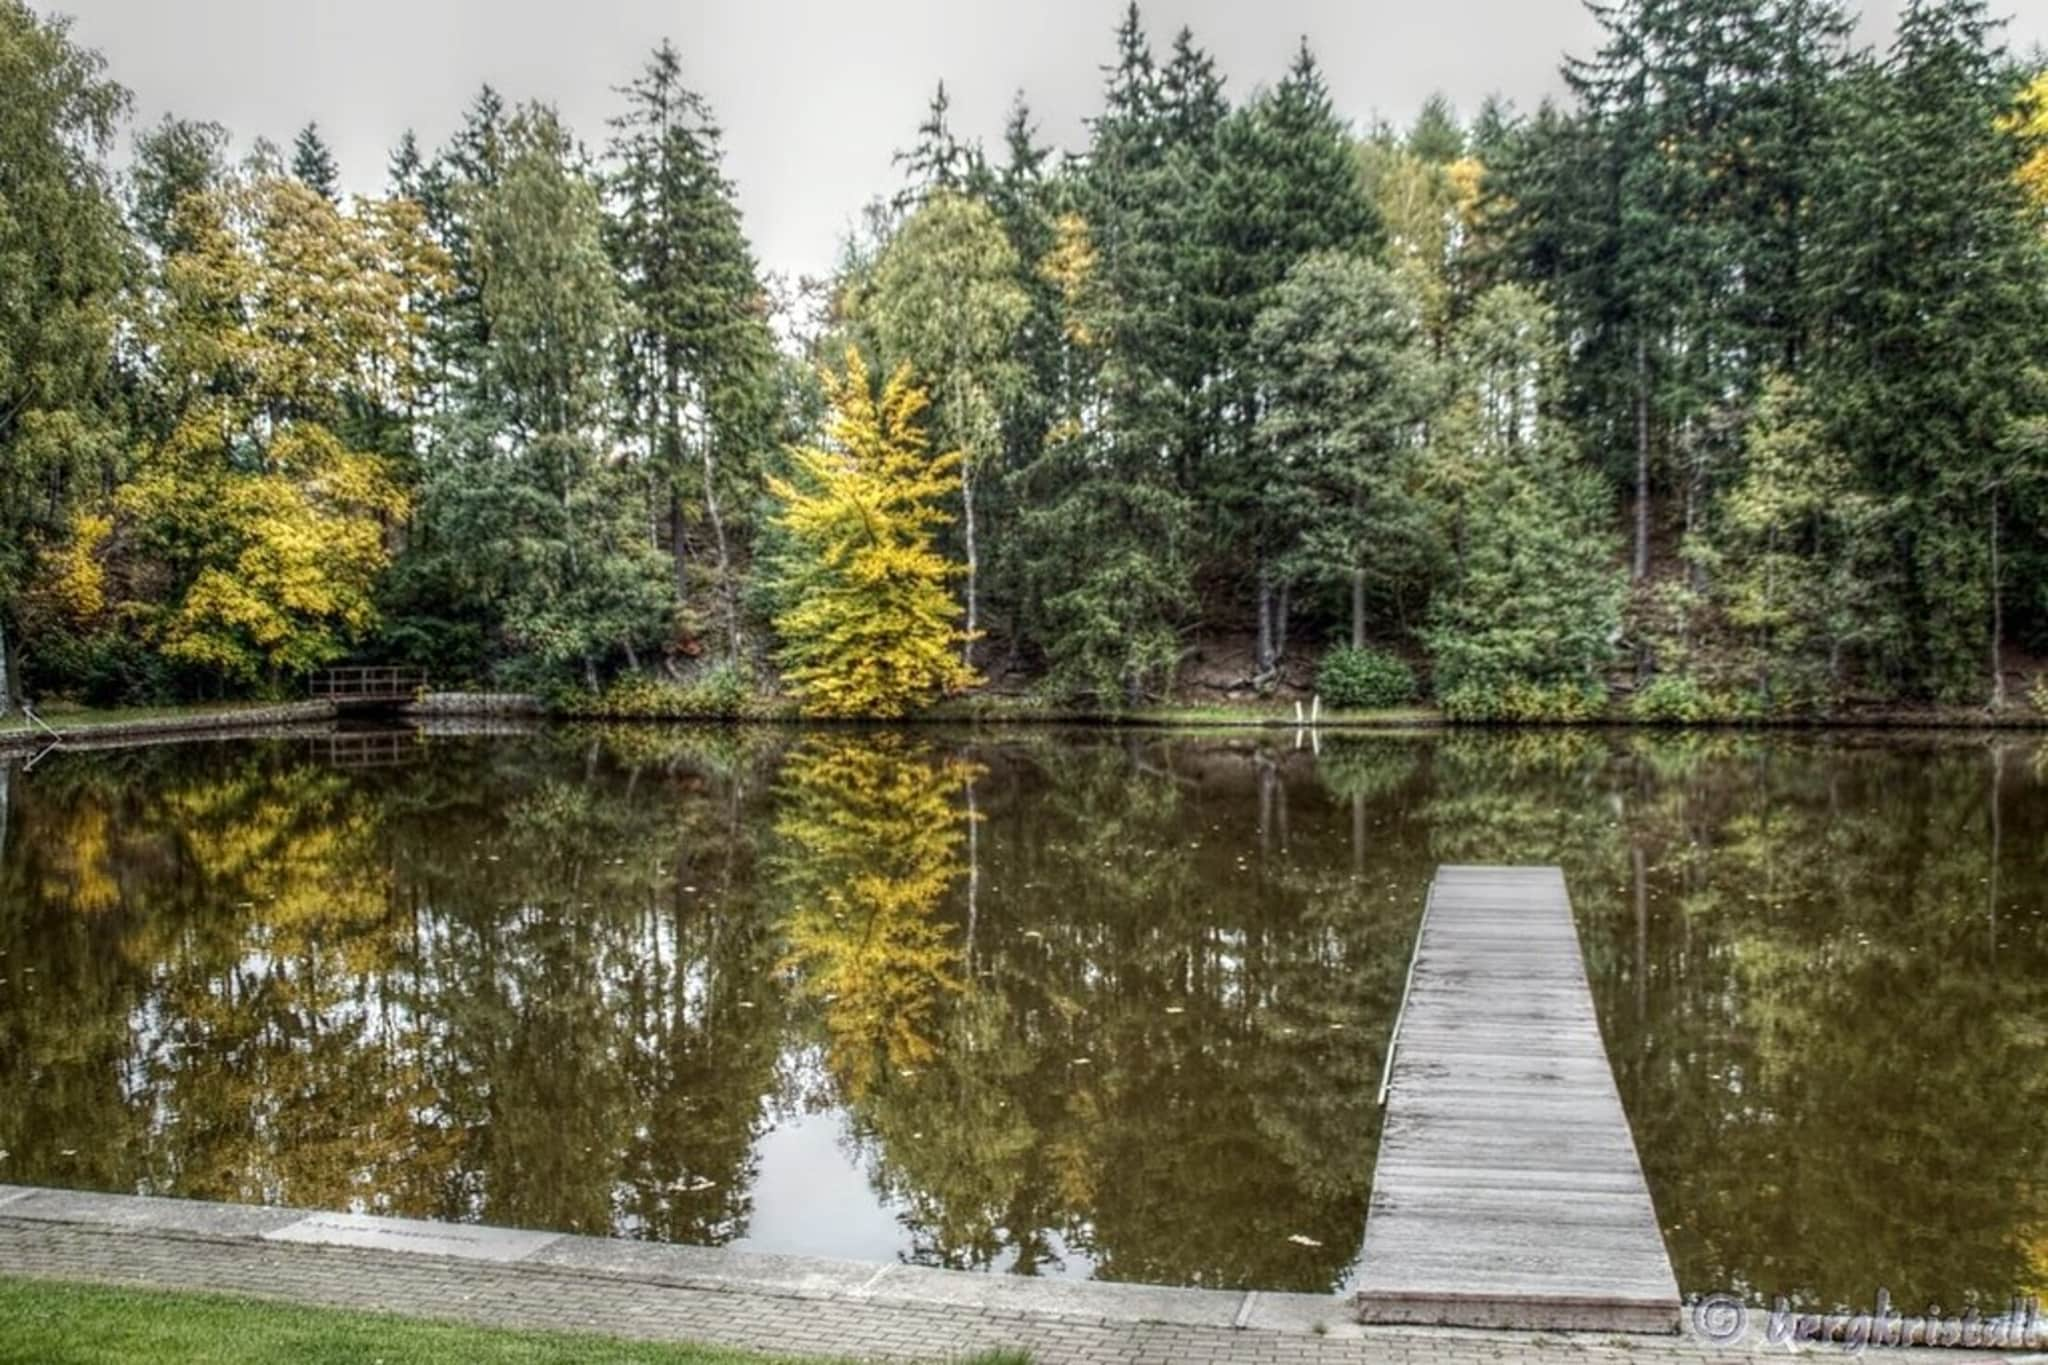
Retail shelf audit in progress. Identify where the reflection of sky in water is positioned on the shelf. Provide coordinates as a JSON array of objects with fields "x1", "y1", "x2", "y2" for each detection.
[
  {"x1": 734, "y1": 1108, "x2": 1101, "y2": 1278},
  {"x1": 732, "y1": 1110, "x2": 904, "y2": 1262}
]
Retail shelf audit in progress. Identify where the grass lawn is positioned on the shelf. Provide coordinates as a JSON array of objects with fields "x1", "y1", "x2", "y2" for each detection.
[{"x1": 0, "y1": 1277, "x2": 1030, "y2": 1365}]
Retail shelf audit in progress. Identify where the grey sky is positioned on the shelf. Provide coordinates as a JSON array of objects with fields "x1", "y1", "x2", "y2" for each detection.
[{"x1": 46, "y1": 0, "x2": 2048, "y2": 282}]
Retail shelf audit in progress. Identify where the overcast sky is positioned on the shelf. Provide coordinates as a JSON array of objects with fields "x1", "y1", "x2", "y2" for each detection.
[{"x1": 46, "y1": 0, "x2": 2048, "y2": 281}]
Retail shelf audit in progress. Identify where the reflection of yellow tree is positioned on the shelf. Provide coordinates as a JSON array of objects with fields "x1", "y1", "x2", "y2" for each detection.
[
  {"x1": 38, "y1": 799, "x2": 120, "y2": 913},
  {"x1": 836, "y1": 735, "x2": 1402, "y2": 1290},
  {"x1": 0, "y1": 748, "x2": 451, "y2": 1215},
  {"x1": 163, "y1": 765, "x2": 396, "y2": 973},
  {"x1": 774, "y1": 735, "x2": 974, "y2": 1099},
  {"x1": 138, "y1": 757, "x2": 439, "y2": 1213}
]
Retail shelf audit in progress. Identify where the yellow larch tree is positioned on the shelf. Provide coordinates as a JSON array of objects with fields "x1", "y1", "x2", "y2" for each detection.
[
  {"x1": 769, "y1": 348, "x2": 978, "y2": 717},
  {"x1": 2003, "y1": 71, "x2": 2048, "y2": 214}
]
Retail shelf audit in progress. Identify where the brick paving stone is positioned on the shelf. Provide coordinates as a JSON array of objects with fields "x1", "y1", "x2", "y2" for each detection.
[{"x1": 0, "y1": 1216, "x2": 2037, "y2": 1364}]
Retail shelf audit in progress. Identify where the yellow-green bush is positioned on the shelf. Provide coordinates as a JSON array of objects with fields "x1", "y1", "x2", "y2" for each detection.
[
  {"x1": 554, "y1": 667, "x2": 782, "y2": 720},
  {"x1": 1439, "y1": 679, "x2": 1608, "y2": 723}
]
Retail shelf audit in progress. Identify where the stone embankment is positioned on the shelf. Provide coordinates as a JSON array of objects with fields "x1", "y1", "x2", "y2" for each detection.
[
  {"x1": 0, "y1": 702, "x2": 337, "y2": 756},
  {"x1": 402, "y1": 692, "x2": 544, "y2": 716}
]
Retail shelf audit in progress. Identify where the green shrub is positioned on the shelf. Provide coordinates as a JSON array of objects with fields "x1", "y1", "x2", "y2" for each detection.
[
  {"x1": 558, "y1": 665, "x2": 773, "y2": 720},
  {"x1": 1316, "y1": 647, "x2": 1416, "y2": 710},
  {"x1": 23, "y1": 628, "x2": 178, "y2": 708},
  {"x1": 1439, "y1": 678, "x2": 1608, "y2": 723},
  {"x1": 1629, "y1": 674, "x2": 1775, "y2": 724},
  {"x1": 1629, "y1": 674, "x2": 1716, "y2": 724}
]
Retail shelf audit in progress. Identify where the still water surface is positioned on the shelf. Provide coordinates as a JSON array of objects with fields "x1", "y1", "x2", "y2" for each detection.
[{"x1": 1, "y1": 725, "x2": 2043, "y2": 1308}]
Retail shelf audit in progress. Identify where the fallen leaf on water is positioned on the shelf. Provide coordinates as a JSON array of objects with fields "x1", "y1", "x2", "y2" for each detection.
[{"x1": 1287, "y1": 1234, "x2": 1322, "y2": 1248}]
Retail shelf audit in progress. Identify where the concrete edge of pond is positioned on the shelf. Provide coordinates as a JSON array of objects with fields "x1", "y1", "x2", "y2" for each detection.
[
  {"x1": 0, "y1": 702, "x2": 341, "y2": 757},
  {"x1": 0, "y1": 1183, "x2": 1360, "y2": 1337}
]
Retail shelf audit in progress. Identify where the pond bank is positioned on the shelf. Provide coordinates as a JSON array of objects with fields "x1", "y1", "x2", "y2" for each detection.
[
  {"x1": 0, "y1": 1185, "x2": 1973, "y2": 1362},
  {"x1": 4, "y1": 692, "x2": 2046, "y2": 759},
  {"x1": 0, "y1": 701, "x2": 338, "y2": 757},
  {"x1": 0, "y1": 694, "x2": 550, "y2": 757}
]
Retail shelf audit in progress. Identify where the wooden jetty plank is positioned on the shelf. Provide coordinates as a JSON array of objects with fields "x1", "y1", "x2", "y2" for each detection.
[{"x1": 1355, "y1": 865, "x2": 1681, "y2": 1334}]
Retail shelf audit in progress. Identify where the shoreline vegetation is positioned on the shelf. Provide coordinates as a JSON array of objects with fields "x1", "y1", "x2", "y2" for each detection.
[
  {"x1": 6, "y1": 690, "x2": 2046, "y2": 760},
  {"x1": 6, "y1": 3, "x2": 2048, "y2": 728}
]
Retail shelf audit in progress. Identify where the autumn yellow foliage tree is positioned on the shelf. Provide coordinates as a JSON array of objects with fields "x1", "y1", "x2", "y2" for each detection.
[
  {"x1": 768, "y1": 349, "x2": 978, "y2": 717},
  {"x1": 2003, "y1": 71, "x2": 2048, "y2": 214},
  {"x1": 114, "y1": 174, "x2": 444, "y2": 685}
]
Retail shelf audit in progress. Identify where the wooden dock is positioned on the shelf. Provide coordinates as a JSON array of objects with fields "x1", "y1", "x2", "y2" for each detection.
[{"x1": 1354, "y1": 865, "x2": 1681, "y2": 1333}]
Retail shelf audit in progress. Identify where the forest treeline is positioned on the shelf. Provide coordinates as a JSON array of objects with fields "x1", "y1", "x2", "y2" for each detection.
[{"x1": 5, "y1": 0, "x2": 2048, "y2": 720}]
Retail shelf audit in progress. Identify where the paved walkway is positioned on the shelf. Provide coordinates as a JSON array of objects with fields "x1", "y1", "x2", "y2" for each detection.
[{"x1": 0, "y1": 1186, "x2": 2030, "y2": 1363}]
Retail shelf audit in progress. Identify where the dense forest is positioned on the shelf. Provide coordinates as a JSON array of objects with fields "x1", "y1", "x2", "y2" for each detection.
[{"x1": 5, "y1": 0, "x2": 2048, "y2": 720}]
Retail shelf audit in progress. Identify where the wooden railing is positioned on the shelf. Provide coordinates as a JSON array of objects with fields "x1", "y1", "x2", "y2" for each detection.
[{"x1": 310, "y1": 666, "x2": 428, "y2": 702}]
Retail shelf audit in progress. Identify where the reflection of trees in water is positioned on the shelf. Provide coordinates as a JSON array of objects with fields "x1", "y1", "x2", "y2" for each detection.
[
  {"x1": 773, "y1": 734, "x2": 976, "y2": 1100},
  {"x1": 1405, "y1": 729, "x2": 2048, "y2": 1311},
  {"x1": 0, "y1": 730, "x2": 789, "y2": 1245},
  {"x1": 1606, "y1": 738, "x2": 2048, "y2": 1311},
  {"x1": 2, "y1": 728, "x2": 2044, "y2": 1303},
  {"x1": 799, "y1": 733, "x2": 1408, "y2": 1292}
]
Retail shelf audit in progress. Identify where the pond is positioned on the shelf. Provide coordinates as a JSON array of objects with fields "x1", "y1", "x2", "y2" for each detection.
[{"x1": 1, "y1": 724, "x2": 2043, "y2": 1310}]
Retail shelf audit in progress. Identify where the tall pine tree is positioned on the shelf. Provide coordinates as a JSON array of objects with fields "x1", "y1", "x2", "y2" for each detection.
[{"x1": 605, "y1": 39, "x2": 779, "y2": 666}]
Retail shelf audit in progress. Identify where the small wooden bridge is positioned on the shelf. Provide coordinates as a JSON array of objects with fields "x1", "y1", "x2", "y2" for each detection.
[
  {"x1": 310, "y1": 666, "x2": 427, "y2": 708},
  {"x1": 1355, "y1": 865, "x2": 1681, "y2": 1333}
]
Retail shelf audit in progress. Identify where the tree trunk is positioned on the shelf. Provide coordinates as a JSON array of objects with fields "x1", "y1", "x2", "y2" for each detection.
[
  {"x1": 1255, "y1": 561, "x2": 1274, "y2": 676},
  {"x1": 0, "y1": 613, "x2": 12, "y2": 718},
  {"x1": 1632, "y1": 335, "x2": 1650, "y2": 582},
  {"x1": 668, "y1": 484, "x2": 690, "y2": 602},
  {"x1": 1989, "y1": 486, "x2": 2006, "y2": 710},
  {"x1": 1683, "y1": 454, "x2": 1703, "y2": 593},
  {"x1": 700, "y1": 435, "x2": 738, "y2": 667},
  {"x1": 961, "y1": 461, "x2": 978, "y2": 670},
  {"x1": 1351, "y1": 567, "x2": 1367, "y2": 651},
  {"x1": 1274, "y1": 579, "x2": 1290, "y2": 668}
]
